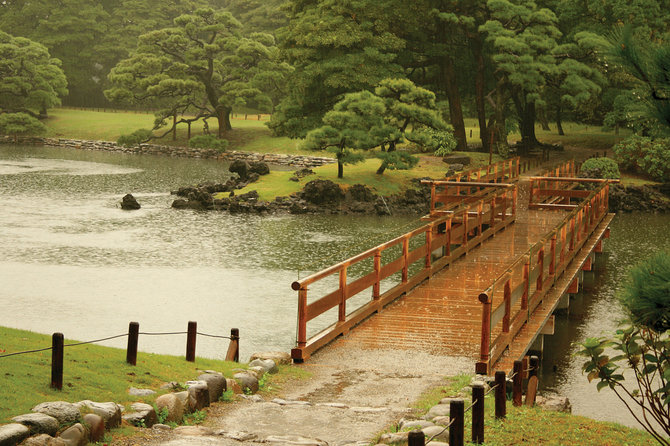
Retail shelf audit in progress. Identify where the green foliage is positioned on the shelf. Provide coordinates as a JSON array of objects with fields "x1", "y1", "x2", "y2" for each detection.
[
  {"x1": 427, "y1": 127, "x2": 458, "y2": 156},
  {"x1": 0, "y1": 113, "x2": 47, "y2": 138},
  {"x1": 613, "y1": 135, "x2": 670, "y2": 182},
  {"x1": 0, "y1": 31, "x2": 67, "y2": 114},
  {"x1": 579, "y1": 157, "x2": 621, "y2": 179},
  {"x1": 155, "y1": 406, "x2": 169, "y2": 424},
  {"x1": 188, "y1": 135, "x2": 229, "y2": 152},
  {"x1": 621, "y1": 251, "x2": 670, "y2": 332},
  {"x1": 578, "y1": 252, "x2": 670, "y2": 442},
  {"x1": 219, "y1": 389, "x2": 234, "y2": 402},
  {"x1": 117, "y1": 128, "x2": 153, "y2": 147},
  {"x1": 182, "y1": 409, "x2": 207, "y2": 426},
  {"x1": 376, "y1": 151, "x2": 419, "y2": 171}
]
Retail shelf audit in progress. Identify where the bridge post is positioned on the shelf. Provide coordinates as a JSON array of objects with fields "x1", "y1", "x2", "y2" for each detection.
[
  {"x1": 549, "y1": 235, "x2": 556, "y2": 275},
  {"x1": 402, "y1": 237, "x2": 409, "y2": 282},
  {"x1": 503, "y1": 279, "x2": 511, "y2": 333},
  {"x1": 477, "y1": 293, "x2": 491, "y2": 375},
  {"x1": 425, "y1": 226, "x2": 433, "y2": 269},
  {"x1": 536, "y1": 248, "x2": 544, "y2": 292},
  {"x1": 297, "y1": 288, "x2": 307, "y2": 347},
  {"x1": 339, "y1": 268, "x2": 347, "y2": 322},
  {"x1": 373, "y1": 250, "x2": 381, "y2": 299}
]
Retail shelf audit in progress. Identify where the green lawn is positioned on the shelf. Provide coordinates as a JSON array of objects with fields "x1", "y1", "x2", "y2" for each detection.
[{"x1": 0, "y1": 326, "x2": 242, "y2": 423}]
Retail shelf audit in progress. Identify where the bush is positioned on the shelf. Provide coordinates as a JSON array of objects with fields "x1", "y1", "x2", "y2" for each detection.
[
  {"x1": 620, "y1": 250, "x2": 670, "y2": 332},
  {"x1": 428, "y1": 127, "x2": 458, "y2": 156},
  {"x1": 579, "y1": 157, "x2": 621, "y2": 179},
  {"x1": 189, "y1": 135, "x2": 229, "y2": 152},
  {"x1": 613, "y1": 135, "x2": 670, "y2": 181},
  {"x1": 0, "y1": 112, "x2": 47, "y2": 139},
  {"x1": 117, "y1": 128, "x2": 153, "y2": 147}
]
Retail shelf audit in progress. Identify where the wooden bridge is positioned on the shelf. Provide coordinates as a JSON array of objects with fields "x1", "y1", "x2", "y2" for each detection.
[{"x1": 290, "y1": 157, "x2": 614, "y2": 375}]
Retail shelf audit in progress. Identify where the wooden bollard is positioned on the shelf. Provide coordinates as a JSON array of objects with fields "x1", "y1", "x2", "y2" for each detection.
[
  {"x1": 513, "y1": 360, "x2": 523, "y2": 406},
  {"x1": 529, "y1": 356, "x2": 540, "y2": 378},
  {"x1": 408, "y1": 430, "x2": 425, "y2": 446},
  {"x1": 495, "y1": 371, "x2": 506, "y2": 419},
  {"x1": 186, "y1": 321, "x2": 197, "y2": 362},
  {"x1": 449, "y1": 398, "x2": 464, "y2": 446},
  {"x1": 126, "y1": 322, "x2": 139, "y2": 366},
  {"x1": 472, "y1": 383, "x2": 485, "y2": 444},
  {"x1": 51, "y1": 333, "x2": 64, "y2": 390},
  {"x1": 225, "y1": 328, "x2": 240, "y2": 362}
]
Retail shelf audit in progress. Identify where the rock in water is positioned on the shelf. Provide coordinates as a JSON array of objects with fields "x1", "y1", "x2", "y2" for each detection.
[{"x1": 121, "y1": 193, "x2": 141, "y2": 210}]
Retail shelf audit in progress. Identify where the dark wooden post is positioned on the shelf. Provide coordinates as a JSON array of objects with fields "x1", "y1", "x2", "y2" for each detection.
[
  {"x1": 51, "y1": 333, "x2": 64, "y2": 390},
  {"x1": 373, "y1": 250, "x2": 381, "y2": 299},
  {"x1": 449, "y1": 398, "x2": 464, "y2": 446},
  {"x1": 126, "y1": 322, "x2": 139, "y2": 366},
  {"x1": 226, "y1": 328, "x2": 239, "y2": 362},
  {"x1": 477, "y1": 293, "x2": 491, "y2": 375},
  {"x1": 339, "y1": 267, "x2": 347, "y2": 322},
  {"x1": 186, "y1": 321, "x2": 197, "y2": 362},
  {"x1": 495, "y1": 371, "x2": 506, "y2": 419},
  {"x1": 529, "y1": 356, "x2": 540, "y2": 378},
  {"x1": 513, "y1": 360, "x2": 523, "y2": 407},
  {"x1": 472, "y1": 382, "x2": 485, "y2": 444},
  {"x1": 408, "y1": 430, "x2": 425, "y2": 446}
]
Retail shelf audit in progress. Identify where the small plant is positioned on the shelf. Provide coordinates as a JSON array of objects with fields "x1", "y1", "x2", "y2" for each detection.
[
  {"x1": 579, "y1": 157, "x2": 621, "y2": 179},
  {"x1": 117, "y1": 128, "x2": 153, "y2": 147},
  {"x1": 189, "y1": 134, "x2": 229, "y2": 152},
  {"x1": 219, "y1": 389, "x2": 234, "y2": 402},
  {"x1": 155, "y1": 406, "x2": 169, "y2": 424},
  {"x1": 183, "y1": 409, "x2": 207, "y2": 426}
]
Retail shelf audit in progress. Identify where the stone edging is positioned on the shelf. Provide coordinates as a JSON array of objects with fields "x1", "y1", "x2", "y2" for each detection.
[{"x1": 0, "y1": 136, "x2": 336, "y2": 168}]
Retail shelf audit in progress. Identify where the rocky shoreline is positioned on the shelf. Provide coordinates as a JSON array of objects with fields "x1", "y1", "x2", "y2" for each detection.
[
  {"x1": 609, "y1": 183, "x2": 670, "y2": 212},
  {"x1": 0, "y1": 136, "x2": 336, "y2": 168}
]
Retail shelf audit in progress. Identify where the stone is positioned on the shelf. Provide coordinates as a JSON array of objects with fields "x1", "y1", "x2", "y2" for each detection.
[
  {"x1": 229, "y1": 160, "x2": 249, "y2": 180},
  {"x1": 74, "y1": 401, "x2": 121, "y2": 429},
  {"x1": 233, "y1": 372, "x2": 259, "y2": 394},
  {"x1": 247, "y1": 366, "x2": 266, "y2": 379},
  {"x1": 58, "y1": 423, "x2": 88, "y2": 446},
  {"x1": 315, "y1": 402, "x2": 348, "y2": 409},
  {"x1": 248, "y1": 161, "x2": 270, "y2": 176},
  {"x1": 83, "y1": 414, "x2": 105, "y2": 442},
  {"x1": 152, "y1": 424, "x2": 172, "y2": 431},
  {"x1": 155, "y1": 393, "x2": 185, "y2": 423},
  {"x1": 301, "y1": 179, "x2": 344, "y2": 204},
  {"x1": 186, "y1": 380, "x2": 210, "y2": 410},
  {"x1": 11, "y1": 413, "x2": 59, "y2": 436},
  {"x1": 271, "y1": 398, "x2": 312, "y2": 406},
  {"x1": 197, "y1": 373, "x2": 226, "y2": 403},
  {"x1": 424, "y1": 404, "x2": 450, "y2": 420},
  {"x1": 128, "y1": 387, "x2": 156, "y2": 397},
  {"x1": 536, "y1": 395, "x2": 572, "y2": 413},
  {"x1": 449, "y1": 163, "x2": 465, "y2": 172},
  {"x1": 215, "y1": 430, "x2": 258, "y2": 441},
  {"x1": 350, "y1": 407, "x2": 387, "y2": 413},
  {"x1": 241, "y1": 394, "x2": 263, "y2": 402},
  {"x1": 122, "y1": 402, "x2": 157, "y2": 428},
  {"x1": 226, "y1": 378, "x2": 243, "y2": 394},
  {"x1": 442, "y1": 155, "x2": 471, "y2": 166},
  {"x1": 398, "y1": 419, "x2": 434, "y2": 430},
  {"x1": 120, "y1": 193, "x2": 141, "y2": 210},
  {"x1": 174, "y1": 426, "x2": 214, "y2": 436},
  {"x1": 439, "y1": 397, "x2": 457, "y2": 405},
  {"x1": 432, "y1": 416, "x2": 451, "y2": 426},
  {"x1": 379, "y1": 432, "x2": 408, "y2": 444},
  {"x1": 22, "y1": 434, "x2": 67, "y2": 446},
  {"x1": 32, "y1": 401, "x2": 80, "y2": 425},
  {"x1": 249, "y1": 358, "x2": 279, "y2": 374},
  {"x1": 173, "y1": 391, "x2": 190, "y2": 412},
  {"x1": 422, "y1": 425, "x2": 448, "y2": 441},
  {"x1": 0, "y1": 423, "x2": 30, "y2": 446},
  {"x1": 264, "y1": 435, "x2": 327, "y2": 445}
]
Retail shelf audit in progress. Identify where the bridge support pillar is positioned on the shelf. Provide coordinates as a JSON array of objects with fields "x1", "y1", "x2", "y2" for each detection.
[
  {"x1": 555, "y1": 293, "x2": 570, "y2": 314},
  {"x1": 528, "y1": 335, "x2": 544, "y2": 357}
]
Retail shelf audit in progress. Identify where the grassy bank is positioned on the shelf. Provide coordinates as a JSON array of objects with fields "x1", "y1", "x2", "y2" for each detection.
[
  {"x1": 397, "y1": 374, "x2": 655, "y2": 446},
  {"x1": 0, "y1": 326, "x2": 243, "y2": 423}
]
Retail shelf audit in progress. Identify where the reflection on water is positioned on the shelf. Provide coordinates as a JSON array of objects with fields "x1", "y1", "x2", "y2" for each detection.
[
  {"x1": 540, "y1": 212, "x2": 670, "y2": 429},
  {"x1": 0, "y1": 145, "x2": 417, "y2": 360}
]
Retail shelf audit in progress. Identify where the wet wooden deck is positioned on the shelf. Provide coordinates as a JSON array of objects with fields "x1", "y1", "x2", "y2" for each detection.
[{"x1": 331, "y1": 181, "x2": 566, "y2": 360}]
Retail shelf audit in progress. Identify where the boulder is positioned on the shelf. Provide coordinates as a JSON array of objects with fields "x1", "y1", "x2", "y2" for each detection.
[
  {"x1": 174, "y1": 426, "x2": 214, "y2": 436},
  {"x1": 58, "y1": 423, "x2": 88, "y2": 446},
  {"x1": 21, "y1": 434, "x2": 67, "y2": 446},
  {"x1": 249, "y1": 358, "x2": 278, "y2": 374},
  {"x1": 0, "y1": 423, "x2": 30, "y2": 446},
  {"x1": 11, "y1": 413, "x2": 59, "y2": 436},
  {"x1": 173, "y1": 391, "x2": 190, "y2": 413},
  {"x1": 128, "y1": 387, "x2": 156, "y2": 397},
  {"x1": 301, "y1": 180, "x2": 344, "y2": 205},
  {"x1": 32, "y1": 402, "x2": 80, "y2": 425},
  {"x1": 226, "y1": 378, "x2": 243, "y2": 394},
  {"x1": 379, "y1": 432, "x2": 408, "y2": 444},
  {"x1": 186, "y1": 380, "x2": 210, "y2": 410},
  {"x1": 121, "y1": 193, "x2": 141, "y2": 210},
  {"x1": 398, "y1": 419, "x2": 434, "y2": 430},
  {"x1": 229, "y1": 160, "x2": 249, "y2": 180},
  {"x1": 122, "y1": 402, "x2": 157, "y2": 428},
  {"x1": 347, "y1": 184, "x2": 377, "y2": 202},
  {"x1": 233, "y1": 372, "x2": 259, "y2": 394},
  {"x1": 424, "y1": 404, "x2": 450, "y2": 420},
  {"x1": 536, "y1": 395, "x2": 572, "y2": 413},
  {"x1": 83, "y1": 414, "x2": 105, "y2": 442},
  {"x1": 155, "y1": 393, "x2": 185, "y2": 423},
  {"x1": 247, "y1": 366, "x2": 266, "y2": 379},
  {"x1": 248, "y1": 161, "x2": 270, "y2": 176},
  {"x1": 442, "y1": 155, "x2": 471, "y2": 166},
  {"x1": 74, "y1": 401, "x2": 121, "y2": 429},
  {"x1": 449, "y1": 163, "x2": 465, "y2": 172},
  {"x1": 197, "y1": 373, "x2": 227, "y2": 403},
  {"x1": 264, "y1": 435, "x2": 327, "y2": 446},
  {"x1": 422, "y1": 425, "x2": 448, "y2": 441}
]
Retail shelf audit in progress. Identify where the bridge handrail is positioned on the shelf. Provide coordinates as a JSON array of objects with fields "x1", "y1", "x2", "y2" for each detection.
[
  {"x1": 477, "y1": 179, "x2": 613, "y2": 373},
  {"x1": 291, "y1": 184, "x2": 518, "y2": 362}
]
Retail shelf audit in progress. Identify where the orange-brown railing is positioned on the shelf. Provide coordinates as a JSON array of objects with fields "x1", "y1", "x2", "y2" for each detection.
[
  {"x1": 476, "y1": 179, "x2": 612, "y2": 373},
  {"x1": 291, "y1": 184, "x2": 518, "y2": 362}
]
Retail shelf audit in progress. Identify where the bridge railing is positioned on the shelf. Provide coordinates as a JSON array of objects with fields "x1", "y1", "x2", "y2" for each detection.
[
  {"x1": 476, "y1": 179, "x2": 612, "y2": 374},
  {"x1": 291, "y1": 183, "x2": 518, "y2": 362}
]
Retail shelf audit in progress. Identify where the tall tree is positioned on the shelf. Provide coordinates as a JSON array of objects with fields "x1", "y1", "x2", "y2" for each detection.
[
  {"x1": 105, "y1": 8, "x2": 275, "y2": 137},
  {"x1": 217, "y1": 0, "x2": 288, "y2": 34},
  {"x1": 0, "y1": 31, "x2": 68, "y2": 116}
]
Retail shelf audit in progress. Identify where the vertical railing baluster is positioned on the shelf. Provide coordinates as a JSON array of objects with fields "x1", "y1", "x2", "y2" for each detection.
[{"x1": 339, "y1": 267, "x2": 347, "y2": 321}]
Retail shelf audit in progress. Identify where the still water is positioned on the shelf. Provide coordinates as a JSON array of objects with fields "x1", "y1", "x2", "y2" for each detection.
[
  {"x1": 0, "y1": 144, "x2": 417, "y2": 362},
  {"x1": 1, "y1": 144, "x2": 668, "y2": 429}
]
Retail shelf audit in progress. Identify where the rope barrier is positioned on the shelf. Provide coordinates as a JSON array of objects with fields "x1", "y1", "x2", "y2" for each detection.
[
  {"x1": 64, "y1": 333, "x2": 129, "y2": 347},
  {"x1": 464, "y1": 398, "x2": 479, "y2": 414},
  {"x1": 425, "y1": 418, "x2": 455, "y2": 445},
  {"x1": 196, "y1": 332, "x2": 232, "y2": 340},
  {"x1": 484, "y1": 383, "x2": 499, "y2": 396}
]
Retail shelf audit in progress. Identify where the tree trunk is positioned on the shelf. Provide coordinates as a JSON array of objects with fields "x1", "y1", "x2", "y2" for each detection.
[
  {"x1": 337, "y1": 160, "x2": 344, "y2": 178},
  {"x1": 216, "y1": 107, "x2": 233, "y2": 137},
  {"x1": 376, "y1": 141, "x2": 395, "y2": 175},
  {"x1": 173, "y1": 114, "x2": 177, "y2": 141},
  {"x1": 471, "y1": 37, "x2": 489, "y2": 151},
  {"x1": 538, "y1": 107, "x2": 550, "y2": 131},
  {"x1": 442, "y1": 56, "x2": 467, "y2": 151},
  {"x1": 512, "y1": 95, "x2": 540, "y2": 152},
  {"x1": 556, "y1": 105, "x2": 565, "y2": 136}
]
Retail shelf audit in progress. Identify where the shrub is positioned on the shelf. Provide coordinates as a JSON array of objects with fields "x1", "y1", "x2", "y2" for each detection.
[
  {"x1": 613, "y1": 135, "x2": 670, "y2": 181},
  {"x1": 428, "y1": 127, "x2": 458, "y2": 156},
  {"x1": 0, "y1": 112, "x2": 47, "y2": 139},
  {"x1": 117, "y1": 128, "x2": 153, "y2": 147},
  {"x1": 579, "y1": 157, "x2": 621, "y2": 179},
  {"x1": 189, "y1": 134, "x2": 229, "y2": 152}
]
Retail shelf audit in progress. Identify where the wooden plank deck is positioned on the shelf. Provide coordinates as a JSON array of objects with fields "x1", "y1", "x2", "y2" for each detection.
[{"x1": 331, "y1": 181, "x2": 567, "y2": 359}]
